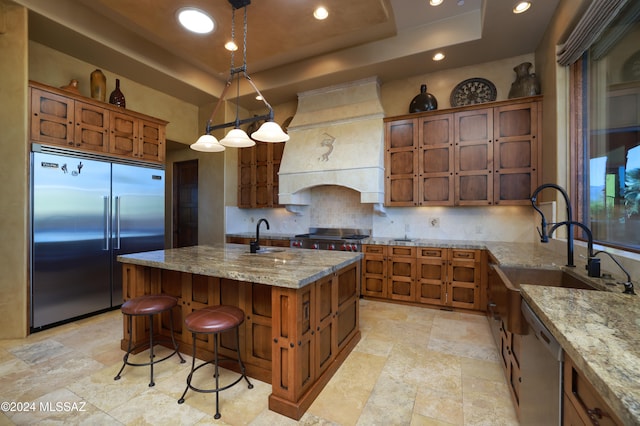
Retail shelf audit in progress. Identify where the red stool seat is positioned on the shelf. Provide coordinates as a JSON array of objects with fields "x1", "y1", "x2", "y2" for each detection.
[
  {"x1": 184, "y1": 305, "x2": 244, "y2": 334},
  {"x1": 121, "y1": 295, "x2": 177, "y2": 316}
]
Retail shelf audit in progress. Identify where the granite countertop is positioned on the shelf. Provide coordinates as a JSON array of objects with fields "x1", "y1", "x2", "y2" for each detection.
[
  {"x1": 117, "y1": 244, "x2": 362, "y2": 289},
  {"x1": 521, "y1": 285, "x2": 640, "y2": 425}
]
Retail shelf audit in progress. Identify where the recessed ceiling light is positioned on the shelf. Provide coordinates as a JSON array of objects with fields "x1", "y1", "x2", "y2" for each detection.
[
  {"x1": 314, "y1": 6, "x2": 329, "y2": 20},
  {"x1": 225, "y1": 41, "x2": 238, "y2": 51},
  {"x1": 513, "y1": 1, "x2": 531, "y2": 14},
  {"x1": 433, "y1": 52, "x2": 445, "y2": 61},
  {"x1": 177, "y1": 8, "x2": 215, "y2": 34},
  {"x1": 429, "y1": 0, "x2": 444, "y2": 6}
]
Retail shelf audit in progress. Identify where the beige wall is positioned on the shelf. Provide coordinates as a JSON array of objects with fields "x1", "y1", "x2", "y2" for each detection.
[{"x1": 0, "y1": 1, "x2": 29, "y2": 338}]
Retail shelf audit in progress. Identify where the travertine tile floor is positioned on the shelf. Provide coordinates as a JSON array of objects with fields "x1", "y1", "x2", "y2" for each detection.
[{"x1": 0, "y1": 299, "x2": 518, "y2": 425}]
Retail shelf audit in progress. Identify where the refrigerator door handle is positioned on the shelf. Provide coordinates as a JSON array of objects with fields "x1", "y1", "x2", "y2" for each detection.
[
  {"x1": 103, "y1": 196, "x2": 110, "y2": 250},
  {"x1": 115, "y1": 196, "x2": 121, "y2": 250}
]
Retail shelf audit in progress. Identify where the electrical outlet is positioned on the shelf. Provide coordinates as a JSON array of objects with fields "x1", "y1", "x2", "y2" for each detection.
[
  {"x1": 405, "y1": 224, "x2": 410, "y2": 233},
  {"x1": 429, "y1": 217, "x2": 440, "y2": 228}
]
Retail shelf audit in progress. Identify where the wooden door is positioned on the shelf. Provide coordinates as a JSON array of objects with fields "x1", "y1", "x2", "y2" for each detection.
[
  {"x1": 361, "y1": 245, "x2": 387, "y2": 298},
  {"x1": 30, "y1": 88, "x2": 75, "y2": 147},
  {"x1": 244, "y1": 283, "x2": 273, "y2": 370},
  {"x1": 314, "y1": 274, "x2": 335, "y2": 376},
  {"x1": 416, "y1": 247, "x2": 447, "y2": 305},
  {"x1": 419, "y1": 114, "x2": 455, "y2": 206},
  {"x1": 74, "y1": 101, "x2": 109, "y2": 153},
  {"x1": 173, "y1": 159, "x2": 198, "y2": 248},
  {"x1": 454, "y1": 109, "x2": 493, "y2": 205},
  {"x1": 385, "y1": 119, "x2": 419, "y2": 206},
  {"x1": 493, "y1": 101, "x2": 539, "y2": 204},
  {"x1": 335, "y1": 262, "x2": 359, "y2": 351},
  {"x1": 387, "y1": 246, "x2": 416, "y2": 302}
]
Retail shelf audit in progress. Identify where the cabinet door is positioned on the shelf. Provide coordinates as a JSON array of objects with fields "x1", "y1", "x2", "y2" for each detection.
[
  {"x1": 493, "y1": 101, "x2": 539, "y2": 204},
  {"x1": 110, "y1": 111, "x2": 138, "y2": 157},
  {"x1": 454, "y1": 109, "x2": 493, "y2": 205},
  {"x1": 416, "y1": 247, "x2": 447, "y2": 305},
  {"x1": 387, "y1": 246, "x2": 416, "y2": 302},
  {"x1": 138, "y1": 119, "x2": 165, "y2": 163},
  {"x1": 361, "y1": 245, "x2": 387, "y2": 298},
  {"x1": 315, "y1": 274, "x2": 336, "y2": 376},
  {"x1": 74, "y1": 101, "x2": 109, "y2": 153},
  {"x1": 385, "y1": 119, "x2": 419, "y2": 206},
  {"x1": 447, "y1": 249, "x2": 481, "y2": 309},
  {"x1": 271, "y1": 142, "x2": 285, "y2": 207},
  {"x1": 244, "y1": 283, "x2": 272, "y2": 370},
  {"x1": 255, "y1": 142, "x2": 270, "y2": 207},
  {"x1": 419, "y1": 114, "x2": 455, "y2": 206},
  {"x1": 238, "y1": 146, "x2": 255, "y2": 208},
  {"x1": 30, "y1": 88, "x2": 75, "y2": 147}
]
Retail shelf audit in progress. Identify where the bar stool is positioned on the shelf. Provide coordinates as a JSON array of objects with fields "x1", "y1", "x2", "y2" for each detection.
[
  {"x1": 178, "y1": 305, "x2": 253, "y2": 419},
  {"x1": 114, "y1": 294, "x2": 185, "y2": 386}
]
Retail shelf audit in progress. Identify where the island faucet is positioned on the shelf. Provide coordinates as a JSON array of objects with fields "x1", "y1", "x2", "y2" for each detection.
[
  {"x1": 250, "y1": 218, "x2": 270, "y2": 253},
  {"x1": 531, "y1": 183, "x2": 575, "y2": 267}
]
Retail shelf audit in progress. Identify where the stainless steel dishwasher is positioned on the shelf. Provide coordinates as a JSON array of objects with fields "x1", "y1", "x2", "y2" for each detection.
[{"x1": 519, "y1": 300, "x2": 563, "y2": 426}]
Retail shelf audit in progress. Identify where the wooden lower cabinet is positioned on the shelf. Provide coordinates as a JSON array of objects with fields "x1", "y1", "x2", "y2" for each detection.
[
  {"x1": 362, "y1": 244, "x2": 485, "y2": 311},
  {"x1": 121, "y1": 261, "x2": 360, "y2": 421},
  {"x1": 499, "y1": 321, "x2": 521, "y2": 416},
  {"x1": 563, "y1": 356, "x2": 622, "y2": 426}
]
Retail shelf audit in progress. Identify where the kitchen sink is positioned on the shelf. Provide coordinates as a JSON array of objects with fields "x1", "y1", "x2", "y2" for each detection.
[
  {"x1": 488, "y1": 265, "x2": 597, "y2": 335},
  {"x1": 393, "y1": 238, "x2": 415, "y2": 242},
  {"x1": 246, "y1": 248, "x2": 286, "y2": 254}
]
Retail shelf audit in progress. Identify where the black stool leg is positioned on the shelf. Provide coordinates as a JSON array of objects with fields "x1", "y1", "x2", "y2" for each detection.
[
  {"x1": 178, "y1": 334, "x2": 197, "y2": 404},
  {"x1": 235, "y1": 327, "x2": 253, "y2": 389},
  {"x1": 169, "y1": 308, "x2": 186, "y2": 364},
  {"x1": 148, "y1": 314, "x2": 155, "y2": 387},
  {"x1": 214, "y1": 333, "x2": 221, "y2": 419},
  {"x1": 114, "y1": 314, "x2": 133, "y2": 381}
]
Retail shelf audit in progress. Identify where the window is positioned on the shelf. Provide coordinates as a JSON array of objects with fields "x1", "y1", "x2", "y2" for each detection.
[{"x1": 577, "y1": 2, "x2": 640, "y2": 251}]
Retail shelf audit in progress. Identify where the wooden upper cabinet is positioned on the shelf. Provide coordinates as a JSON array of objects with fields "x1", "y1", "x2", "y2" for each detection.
[
  {"x1": 493, "y1": 101, "x2": 539, "y2": 205},
  {"x1": 385, "y1": 118, "x2": 419, "y2": 206},
  {"x1": 29, "y1": 81, "x2": 167, "y2": 164},
  {"x1": 237, "y1": 141, "x2": 284, "y2": 208},
  {"x1": 454, "y1": 108, "x2": 493, "y2": 206},
  {"x1": 384, "y1": 96, "x2": 541, "y2": 207},
  {"x1": 419, "y1": 114, "x2": 455, "y2": 206}
]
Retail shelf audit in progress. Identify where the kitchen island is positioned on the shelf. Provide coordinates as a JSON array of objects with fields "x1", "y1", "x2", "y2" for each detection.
[{"x1": 117, "y1": 244, "x2": 362, "y2": 420}]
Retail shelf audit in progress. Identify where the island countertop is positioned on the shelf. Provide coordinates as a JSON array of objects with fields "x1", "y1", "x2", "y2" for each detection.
[
  {"x1": 117, "y1": 244, "x2": 362, "y2": 289},
  {"x1": 520, "y1": 285, "x2": 640, "y2": 425}
]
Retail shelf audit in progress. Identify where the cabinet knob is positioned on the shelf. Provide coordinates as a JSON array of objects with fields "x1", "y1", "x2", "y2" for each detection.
[{"x1": 273, "y1": 338, "x2": 278, "y2": 343}]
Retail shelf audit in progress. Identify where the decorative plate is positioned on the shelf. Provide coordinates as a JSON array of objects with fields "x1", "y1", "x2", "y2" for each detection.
[{"x1": 450, "y1": 78, "x2": 497, "y2": 107}]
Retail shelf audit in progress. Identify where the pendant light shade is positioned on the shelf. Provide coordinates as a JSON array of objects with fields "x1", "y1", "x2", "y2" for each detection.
[
  {"x1": 251, "y1": 121, "x2": 290, "y2": 143},
  {"x1": 191, "y1": 134, "x2": 225, "y2": 152},
  {"x1": 219, "y1": 128, "x2": 256, "y2": 148}
]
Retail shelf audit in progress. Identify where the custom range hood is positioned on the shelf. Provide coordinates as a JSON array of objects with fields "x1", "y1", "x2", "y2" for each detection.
[{"x1": 278, "y1": 77, "x2": 386, "y2": 214}]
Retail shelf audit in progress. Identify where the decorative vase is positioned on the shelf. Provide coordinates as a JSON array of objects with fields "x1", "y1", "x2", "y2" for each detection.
[
  {"x1": 508, "y1": 62, "x2": 541, "y2": 99},
  {"x1": 90, "y1": 69, "x2": 106, "y2": 102},
  {"x1": 60, "y1": 79, "x2": 81, "y2": 95},
  {"x1": 109, "y1": 78, "x2": 126, "y2": 108},
  {"x1": 409, "y1": 84, "x2": 438, "y2": 113}
]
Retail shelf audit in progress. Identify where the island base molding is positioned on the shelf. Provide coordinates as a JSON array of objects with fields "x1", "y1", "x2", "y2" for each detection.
[{"x1": 119, "y1": 261, "x2": 360, "y2": 420}]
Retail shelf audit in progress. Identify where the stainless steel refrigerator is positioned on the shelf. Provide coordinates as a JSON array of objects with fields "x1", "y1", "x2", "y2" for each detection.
[{"x1": 30, "y1": 145, "x2": 165, "y2": 330}]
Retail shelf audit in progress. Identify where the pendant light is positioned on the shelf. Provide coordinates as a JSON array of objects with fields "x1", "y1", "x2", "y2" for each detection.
[{"x1": 191, "y1": 0, "x2": 289, "y2": 152}]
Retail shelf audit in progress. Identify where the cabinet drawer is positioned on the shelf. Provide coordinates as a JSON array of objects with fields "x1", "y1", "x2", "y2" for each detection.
[
  {"x1": 362, "y1": 244, "x2": 386, "y2": 254},
  {"x1": 418, "y1": 247, "x2": 446, "y2": 259},
  {"x1": 389, "y1": 246, "x2": 416, "y2": 257},
  {"x1": 451, "y1": 249, "x2": 479, "y2": 261}
]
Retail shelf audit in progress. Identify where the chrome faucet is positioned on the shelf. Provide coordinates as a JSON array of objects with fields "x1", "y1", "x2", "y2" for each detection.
[
  {"x1": 250, "y1": 218, "x2": 270, "y2": 253},
  {"x1": 531, "y1": 183, "x2": 575, "y2": 267}
]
